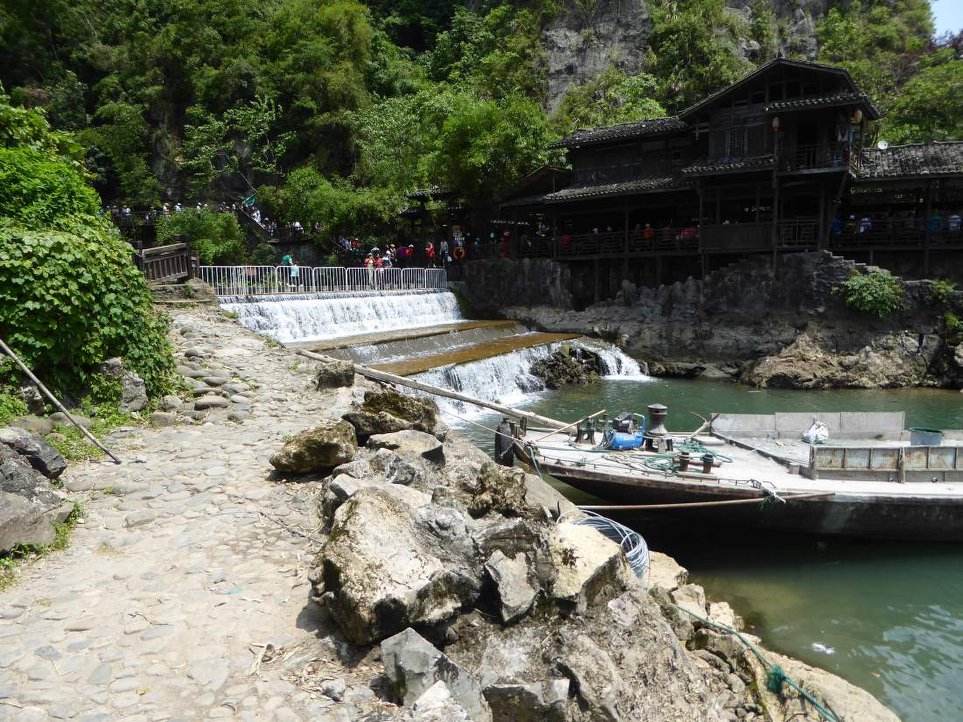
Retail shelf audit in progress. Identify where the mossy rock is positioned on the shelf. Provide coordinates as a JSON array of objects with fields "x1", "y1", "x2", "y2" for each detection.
[{"x1": 270, "y1": 420, "x2": 358, "y2": 474}]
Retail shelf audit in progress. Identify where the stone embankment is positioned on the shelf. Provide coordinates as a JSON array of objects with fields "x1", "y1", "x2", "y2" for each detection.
[
  {"x1": 463, "y1": 253, "x2": 963, "y2": 389},
  {"x1": 0, "y1": 306, "x2": 899, "y2": 721}
]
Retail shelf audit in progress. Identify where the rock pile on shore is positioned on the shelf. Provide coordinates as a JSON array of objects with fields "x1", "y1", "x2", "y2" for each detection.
[
  {"x1": 275, "y1": 373, "x2": 898, "y2": 721},
  {"x1": 531, "y1": 344, "x2": 603, "y2": 388}
]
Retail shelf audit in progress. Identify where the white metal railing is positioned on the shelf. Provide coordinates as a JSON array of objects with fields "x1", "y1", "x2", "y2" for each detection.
[{"x1": 197, "y1": 265, "x2": 448, "y2": 297}]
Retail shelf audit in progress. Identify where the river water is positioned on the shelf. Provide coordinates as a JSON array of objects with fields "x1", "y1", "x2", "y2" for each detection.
[{"x1": 452, "y1": 377, "x2": 963, "y2": 722}]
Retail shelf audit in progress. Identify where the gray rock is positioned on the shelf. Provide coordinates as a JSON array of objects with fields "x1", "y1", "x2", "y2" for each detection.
[
  {"x1": 381, "y1": 628, "x2": 492, "y2": 722},
  {"x1": 342, "y1": 389, "x2": 446, "y2": 442},
  {"x1": 311, "y1": 486, "x2": 478, "y2": 644},
  {"x1": 0, "y1": 426, "x2": 66, "y2": 479},
  {"x1": 49, "y1": 412, "x2": 93, "y2": 429},
  {"x1": 0, "y1": 445, "x2": 73, "y2": 552},
  {"x1": 484, "y1": 551, "x2": 537, "y2": 624},
  {"x1": 99, "y1": 357, "x2": 148, "y2": 412},
  {"x1": 160, "y1": 395, "x2": 183, "y2": 411},
  {"x1": 369, "y1": 449, "x2": 432, "y2": 487},
  {"x1": 270, "y1": 420, "x2": 357, "y2": 474},
  {"x1": 671, "y1": 583, "x2": 708, "y2": 619},
  {"x1": 202, "y1": 376, "x2": 230, "y2": 387},
  {"x1": 555, "y1": 631, "x2": 624, "y2": 722},
  {"x1": 483, "y1": 680, "x2": 568, "y2": 722},
  {"x1": 407, "y1": 680, "x2": 472, "y2": 721},
  {"x1": 149, "y1": 412, "x2": 178, "y2": 427},
  {"x1": 14, "y1": 415, "x2": 54, "y2": 437},
  {"x1": 471, "y1": 517, "x2": 541, "y2": 562},
  {"x1": 15, "y1": 385, "x2": 46, "y2": 415},
  {"x1": 315, "y1": 359, "x2": 355, "y2": 389},
  {"x1": 229, "y1": 395, "x2": 250, "y2": 404},
  {"x1": 227, "y1": 410, "x2": 251, "y2": 423},
  {"x1": 194, "y1": 395, "x2": 230, "y2": 410},
  {"x1": 191, "y1": 383, "x2": 214, "y2": 396},
  {"x1": 319, "y1": 475, "x2": 386, "y2": 520},
  {"x1": 175, "y1": 364, "x2": 204, "y2": 378},
  {"x1": 320, "y1": 678, "x2": 346, "y2": 702},
  {"x1": 368, "y1": 430, "x2": 444, "y2": 465},
  {"x1": 549, "y1": 522, "x2": 632, "y2": 614}
]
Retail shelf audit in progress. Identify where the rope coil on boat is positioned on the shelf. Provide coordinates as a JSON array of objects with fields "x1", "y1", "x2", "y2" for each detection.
[{"x1": 559, "y1": 509, "x2": 650, "y2": 581}]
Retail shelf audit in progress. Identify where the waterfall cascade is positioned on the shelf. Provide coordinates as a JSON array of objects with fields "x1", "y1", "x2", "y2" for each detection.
[
  {"x1": 221, "y1": 290, "x2": 463, "y2": 343},
  {"x1": 412, "y1": 341, "x2": 649, "y2": 418}
]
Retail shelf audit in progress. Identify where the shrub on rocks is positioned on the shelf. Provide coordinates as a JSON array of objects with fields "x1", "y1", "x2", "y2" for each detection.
[{"x1": 270, "y1": 420, "x2": 357, "y2": 474}]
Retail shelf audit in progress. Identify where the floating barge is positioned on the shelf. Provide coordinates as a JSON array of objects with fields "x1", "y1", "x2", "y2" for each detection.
[{"x1": 512, "y1": 409, "x2": 963, "y2": 541}]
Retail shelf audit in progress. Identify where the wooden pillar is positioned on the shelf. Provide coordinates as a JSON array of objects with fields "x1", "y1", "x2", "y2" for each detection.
[
  {"x1": 923, "y1": 181, "x2": 933, "y2": 277},
  {"x1": 593, "y1": 259, "x2": 600, "y2": 304},
  {"x1": 817, "y1": 182, "x2": 826, "y2": 250},
  {"x1": 623, "y1": 199, "x2": 630, "y2": 279},
  {"x1": 551, "y1": 212, "x2": 558, "y2": 259},
  {"x1": 771, "y1": 175, "x2": 780, "y2": 272}
]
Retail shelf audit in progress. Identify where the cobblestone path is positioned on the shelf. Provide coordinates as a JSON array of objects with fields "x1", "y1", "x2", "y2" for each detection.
[{"x1": 0, "y1": 308, "x2": 395, "y2": 721}]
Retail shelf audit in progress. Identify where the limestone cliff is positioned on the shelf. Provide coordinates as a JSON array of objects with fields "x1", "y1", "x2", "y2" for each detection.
[{"x1": 544, "y1": 0, "x2": 832, "y2": 111}]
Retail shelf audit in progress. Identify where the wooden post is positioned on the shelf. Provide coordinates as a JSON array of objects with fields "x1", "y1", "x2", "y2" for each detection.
[
  {"x1": 923, "y1": 180, "x2": 933, "y2": 277},
  {"x1": 622, "y1": 199, "x2": 629, "y2": 279}
]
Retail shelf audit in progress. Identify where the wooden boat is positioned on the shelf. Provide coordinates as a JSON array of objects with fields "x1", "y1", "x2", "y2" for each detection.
[{"x1": 512, "y1": 409, "x2": 963, "y2": 541}]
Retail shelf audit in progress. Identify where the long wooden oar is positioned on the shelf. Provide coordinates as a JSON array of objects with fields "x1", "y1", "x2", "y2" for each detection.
[
  {"x1": 530, "y1": 409, "x2": 607, "y2": 444},
  {"x1": 0, "y1": 337, "x2": 122, "y2": 464}
]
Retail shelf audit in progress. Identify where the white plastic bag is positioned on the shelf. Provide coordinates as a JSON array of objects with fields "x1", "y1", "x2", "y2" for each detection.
[{"x1": 802, "y1": 420, "x2": 829, "y2": 444}]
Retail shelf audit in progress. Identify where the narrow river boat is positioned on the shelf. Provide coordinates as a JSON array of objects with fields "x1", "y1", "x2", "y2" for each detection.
[{"x1": 511, "y1": 406, "x2": 963, "y2": 541}]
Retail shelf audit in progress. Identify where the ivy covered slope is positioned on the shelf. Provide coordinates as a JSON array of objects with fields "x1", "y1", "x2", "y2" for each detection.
[{"x1": 0, "y1": 91, "x2": 174, "y2": 398}]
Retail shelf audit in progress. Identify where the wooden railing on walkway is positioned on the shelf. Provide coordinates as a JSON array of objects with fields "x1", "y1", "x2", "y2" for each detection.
[{"x1": 136, "y1": 241, "x2": 195, "y2": 284}]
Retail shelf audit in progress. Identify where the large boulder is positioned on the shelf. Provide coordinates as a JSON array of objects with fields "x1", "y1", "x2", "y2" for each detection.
[
  {"x1": 382, "y1": 628, "x2": 492, "y2": 722},
  {"x1": 315, "y1": 358, "x2": 355, "y2": 389},
  {"x1": 310, "y1": 486, "x2": 480, "y2": 645},
  {"x1": 270, "y1": 420, "x2": 357, "y2": 474},
  {"x1": 468, "y1": 463, "x2": 575, "y2": 522},
  {"x1": 99, "y1": 357, "x2": 148, "y2": 412},
  {"x1": 342, "y1": 389, "x2": 447, "y2": 443},
  {"x1": 0, "y1": 426, "x2": 66, "y2": 479},
  {"x1": 368, "y1": 430, "x2": 444, "y2": 465},
  {"x1": 548, "y1": 522, "x2": 633, "y2": 614},
  {"x1": 0, "y1": 445, "x2": 74, "y2": 552},
  {"x1": 484, "y1": 550, "x2": 537, "y2": 624}
]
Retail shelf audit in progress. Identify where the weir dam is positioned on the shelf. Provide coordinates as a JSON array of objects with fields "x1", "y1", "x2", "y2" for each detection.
[{"x1": 208, "y1": 266, "x2": 648, "y2": 417}]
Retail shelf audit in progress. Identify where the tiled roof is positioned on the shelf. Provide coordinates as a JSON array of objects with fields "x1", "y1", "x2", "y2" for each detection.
[
  {"x1": 765, "y1": 92, "x2": 877, "y2": 115},
  {"x1": 678, "y1": 58, "x2": 881, "y2": 121},
  {"x1": 543, "y1": 176, "x2": 691, "y2": 203},
  {"x1": 682, "y1": 155, "x2": 775, "y2": 175},
  {"x1": 500, "y1": 193, "x2": 549, "y2": 208},
  {"x1": 551, "y1": 117, "x2": 689, "y2": 149},
  {"x1": 858, "y1": 142, "x2": 963, "y2": 180}
]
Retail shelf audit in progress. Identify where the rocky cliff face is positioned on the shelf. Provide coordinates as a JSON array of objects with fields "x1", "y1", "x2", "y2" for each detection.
[
  {"x1": 544, "y1": 0, "x2": 830, "y2": 110},
  {"x1": 465, "y1": 252, "x2": 963, "y2": 389},
  {"x1": 544, "y1": 0, "x2": 653, "y2": 112}
]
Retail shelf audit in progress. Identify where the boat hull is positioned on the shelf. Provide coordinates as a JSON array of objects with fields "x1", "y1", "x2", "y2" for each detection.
[{"x1": 529, "y1": 453, "x2": 963, "y2": 542}]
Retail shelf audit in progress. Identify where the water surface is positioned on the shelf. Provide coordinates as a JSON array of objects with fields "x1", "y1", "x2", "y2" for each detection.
[{"x1": 452, "y1": 377, "x2": 963, "y2": 722}]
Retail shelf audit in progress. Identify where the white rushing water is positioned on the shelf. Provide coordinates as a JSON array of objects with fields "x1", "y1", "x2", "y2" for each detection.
[
  {"x1": 221, "y1": 290, "x2": 463, "y2": 343},
  {"x1": 411, "y1": 340, "x2": 650, "y2": 418}
]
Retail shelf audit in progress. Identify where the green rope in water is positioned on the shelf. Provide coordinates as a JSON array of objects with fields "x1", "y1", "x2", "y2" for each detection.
[{"x1": 674, "y1": 605, "x2": 839, "y2": 722}]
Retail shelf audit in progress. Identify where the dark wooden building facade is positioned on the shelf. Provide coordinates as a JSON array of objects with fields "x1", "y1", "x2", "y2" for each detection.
[{"x1": 499, "y1": 59, "x2": 963, "y2": 301}]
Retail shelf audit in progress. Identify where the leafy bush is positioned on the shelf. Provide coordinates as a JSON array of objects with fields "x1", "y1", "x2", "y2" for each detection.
[
  {"x1": 833, "y1": 269, "x2": 904, "y2": 318},
  {"x1": 156, "y1": 210, "x2": 247, "y2": 265},
  {"x1": 930, "y1": 278, "x2": 957, "y2": 304},
  {"x1": 0, "y1": 224, "x2": 176, "y2": 397},
  {"x1": 0, "y1": 394, "x2": 28, "y2": 425}
]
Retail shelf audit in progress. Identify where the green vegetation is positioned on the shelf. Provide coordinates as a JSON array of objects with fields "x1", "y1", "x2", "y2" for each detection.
[
  {"x1": 0, "y1": 89, "x2": 175, "y2": 399},
  {"x1": 0, "y1": 0, "x2": 954, "y2": 235},
  {"x1": 931, "y1": 278, "x2": 958, "y2": 304},
  {"x1": 0, "y1": 394, "x2": 28, "y2": 425},
  {"x1": 834, "y1": 269, "x2": 905, "y2": 318},
  {"x1": 156, "y1": 210, "x2": 247, "y2": 265}
]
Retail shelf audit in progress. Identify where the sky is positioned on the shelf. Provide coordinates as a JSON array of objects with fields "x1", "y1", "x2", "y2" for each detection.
[{"x1": 931, "y1": 0, "x2": 963, "y2": 36}]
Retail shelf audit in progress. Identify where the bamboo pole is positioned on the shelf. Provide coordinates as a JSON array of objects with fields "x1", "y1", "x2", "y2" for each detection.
[
  {"x1": 296, "y1": 349, "x2": 569, "y2": 429},
  {"x1": 0, "y1": 337, "x2": 122, "y2": 464},
  {"x1": 579, "y1": 491, "x2": 835, "y2": 511}
]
